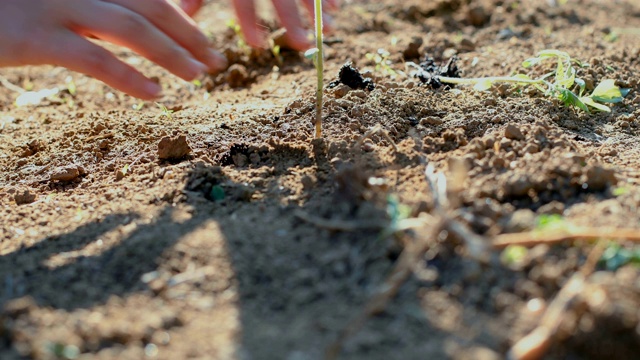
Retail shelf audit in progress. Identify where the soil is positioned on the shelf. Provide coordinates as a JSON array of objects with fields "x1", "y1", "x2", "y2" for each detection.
[{"x1": 2, "y1": 0, "x2": 640, "y2": 359}]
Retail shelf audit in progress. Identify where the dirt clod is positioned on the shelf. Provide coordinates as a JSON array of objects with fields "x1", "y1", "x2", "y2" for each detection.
[
  {"x1": 157, "y1": 134, "x2": 192, "y2": 160},
  {"x1": 413, "y1": 55, "x2": 460, "y2": 88},
  {"x1": 329, "y1": 62, "x2": 375, "y2": 91},
  {"x1": 50, "y1": 165, "x2": 81, "y2": 182},
  {"x1": 226, "y1": 64, "x2": 250, "y2": 88},
  {"x1": 13, "y1": 189, "x2": 36, "y2": 205},
  {"x1": 504, "y1": 124, "x2": 525, "y2": 140},
  {"x1": 403, "y1": 36, "x2": 423, "y2": 60}
]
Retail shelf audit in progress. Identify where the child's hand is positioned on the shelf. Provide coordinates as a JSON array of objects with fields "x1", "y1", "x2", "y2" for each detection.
[
  {"x1": 181, "y1": 0, "x2": 339, "y2": 51},
  {"x1": 0, "y1": 0, "x2": 227, "y2": 99}
]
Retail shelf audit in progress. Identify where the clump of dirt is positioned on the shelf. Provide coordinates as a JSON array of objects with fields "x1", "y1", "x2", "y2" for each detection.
[
  {"x1": 411, "y1": 55, "x2": 461, "y2": 88},
  {"x1": 157, "y1": 134, "x2": 192, "y2": 160},
  {"x1": 216, "y1": 143, "x2": 270, "y2": 167},
  {"x1": 329, "y1": 62, "x2": 375, "y2": 91}
]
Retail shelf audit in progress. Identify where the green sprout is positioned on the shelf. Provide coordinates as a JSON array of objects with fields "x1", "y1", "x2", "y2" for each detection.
[
  {"x1": 268, "y1": 39, "x2": 283, "y2": 66},
  {"x1": 365, "y1": 48, "x2": 396, "y2": 76},
  {"x1": 65, "y1": 76, "x2": 77, "y2": 96},
  {"x1": 303, "y1": 0, "x2": 324, "y2": 138},
  {"x1": 535, "y1": 213, "x2": 566, "y2": 231},
  {"x1": 155, "y1": 102, "x2": 174, "y2": 120},
  {"x1": 612, "y1": 186, "x2": 630, "y2": 196},
  {"x1": 438, "y1": 50, "x2": 630, "y2": 113},
  {"x1": 226, "y1": 18, "x2": 250, "y2": 54},
  {"x1": 600, "y1": 242, "x2": 640, "y2": 271},
  {"x1": 501, "y1": 245, "x2": 528, "y2": 267}
]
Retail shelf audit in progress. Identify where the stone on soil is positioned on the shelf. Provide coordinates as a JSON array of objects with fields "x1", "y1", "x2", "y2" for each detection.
[{"x1": 157, "y1": 134, "x2": 192, "y2": 160}]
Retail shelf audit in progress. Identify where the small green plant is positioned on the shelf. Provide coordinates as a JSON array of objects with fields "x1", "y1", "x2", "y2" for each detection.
[
  {"x1": 226, "y1": 19, "x2": 250, "y2": 54},
  {"x1": 268, "y1": 39, "x2": 283, "y2": 66},
  {"x1": 438, "y1": 49, "x2": 630, "y2": 113},
  {"x1": 535, "y1": 213, "x2": 566, "y2": 230},
  {"x1": 612, "y1": 186, "x2": 630, "y2": 196},
  {"x1": 304, "y1": 0, "x2": 325, "y2": 138},
  {"x1": 501, "y1": 244, "x2": 528, "y2": 267},
  {"x1": 155, "y1": 102, "x2": 174, "y2": 120},
  {"x1": 600, "y1": 242, "x2": 640, "y2": 271},
  {"x1": 365, "y1": 48, "x2": 396, "y2": 76}
]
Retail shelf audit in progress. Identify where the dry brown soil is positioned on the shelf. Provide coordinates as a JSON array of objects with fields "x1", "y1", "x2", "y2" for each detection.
[{"x1": 2, "y1": 0, "x2": 640, "y2": 359}]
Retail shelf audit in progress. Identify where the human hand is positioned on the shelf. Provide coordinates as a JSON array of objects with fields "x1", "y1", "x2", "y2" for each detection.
[
  {"x1": 180, "y1": 0, "x2": 339, "y2": 51},
  {"x1": 235, "y1": 0, "x2": 339, "y2": 50},
  {"x1": 0, "y1": 0, "x2": 228, "y2": 100}
]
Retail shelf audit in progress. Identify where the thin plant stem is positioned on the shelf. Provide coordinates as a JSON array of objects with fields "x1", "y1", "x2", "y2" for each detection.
[
  {"x1": 314, "y1": 0, "x2": 323, "y2": 138},
  {"x1": 438, "y1": 75, "x2": 547, "y2": 86}
]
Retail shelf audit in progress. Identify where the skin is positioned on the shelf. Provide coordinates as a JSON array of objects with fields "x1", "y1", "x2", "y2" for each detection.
[{"x1": 0, "y1": 0, "x2": 338, "y2": 100}]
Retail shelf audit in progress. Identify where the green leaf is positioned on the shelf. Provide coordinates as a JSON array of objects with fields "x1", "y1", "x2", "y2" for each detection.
[
  {"x1": 575, "y1": 78, "x2": 586, "y2": 96},
  {"x1": 522, "y1": 57, "x2": 541, "y2": 68},
  {"x1": 210, "y1": 185, "x2": 225, "y2": 202},
  {"x1": 581, "y1": 96, "x2": 611, "y2": 112},
  {"x1": 558, "y1": 89, "x2": 589, "y2": 112},
  {"x1": 600, "y1": 243, "x2": 640, "y2": 271},
  {"x1": 473, "y1": 78, "x2": 494, "y2": 91},
  {"x1": 555, "y1": 60, "x2": 576, "y2": 89},
  {"x1": 612, "y1": 186, "x2": 630, "y2": 196},
  {"x1": 590, "y1": 79, "x2": 627, "y2": 103},
  {"x1": 537, "y1": 49, "x2": 571, "y2": 60},
  {"x1": 501, "y1": 245, "x2": 528, "y2": 267},
  {"x1": 304, "y1": 48, "x2": 319, "y2": 60},
  {"x1": 535, "y1": 214, "x2": 566, "y2": 231}
]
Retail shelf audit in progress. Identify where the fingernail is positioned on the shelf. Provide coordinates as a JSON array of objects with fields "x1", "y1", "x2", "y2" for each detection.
[
  {"x1": 206, "y1": 49, "x2": 228, "y2": 72},
  {"x1": 187, "y1": 58, "x2": 208, "y2": 78},
  {"x1": 145, "y1": 81, "x2": 162, "y2": 98}
]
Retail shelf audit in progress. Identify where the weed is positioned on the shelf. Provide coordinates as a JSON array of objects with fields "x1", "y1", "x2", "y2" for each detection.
[
  {"x1": 501, "y1": 244, "x2": 528, "y2": 267},
  {"x1": 268, "y1": 39, "x2": 283, "y2": 66},
  {"x1": 436, "y1": 50, "x2": 630, "y2": 113},
  {"x1": 226, "y1": 19, "x2": 250, "y2": 54},
  {"x1": 65, "y1": 76, "x2": 77, "y2": 96},
  {"x1": 155, "y1": 102, "x2": 174, "y2": 120},
  {"x1": 365, "y1": 48, "x2": 396, "y2": 76},
  {"x1": 612, "y1": 186, "x2": 630, "y2": 196},
  {"x1": 600, "y1": 242, "x2": 640, "y2": 271}
]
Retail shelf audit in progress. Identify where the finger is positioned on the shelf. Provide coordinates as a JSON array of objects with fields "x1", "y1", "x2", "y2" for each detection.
[
  {"x1": 44, "y1": 31, "x2": 162, "y2": 99},
  {"x1": 178, "y1": 0, "x2": 204, "y2": 17},
  {"x1": 231, "y1": 0, "x2": 266, "y2": 48},
  {"x1": 325, "y1": 0, "x2": 339, "y2": 12},
  {"x1": 299, "y1": 0, "x2": 335, "y2": 34},
  {"x1": 69, "y1": 1, "x2": 207, "y2": 81},
  {"x1": 103, "y1": 0, "x2": 226, "y2": 72},
  {"x1": 271, "y1": 0, "x2": 311, "y2": 50}
]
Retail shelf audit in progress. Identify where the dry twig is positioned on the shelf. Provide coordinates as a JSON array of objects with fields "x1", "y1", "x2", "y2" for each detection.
[
  {"x1": 493, "y1": 228, "x2": 640, "y2": 248},
  {"x1": 507, "y1": 242, "x2": 606, "y2": 360}
]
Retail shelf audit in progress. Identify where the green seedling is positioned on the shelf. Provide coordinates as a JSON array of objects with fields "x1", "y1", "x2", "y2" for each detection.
[
  {"x1": 365, "y1": 48, "x2": 396, "y2": 76},
  {"x1": 268, "y1": 38, "x2": 283, "y2": 66},
  {"x1": 600, "y1": 242, "x2": 640, "y2": 271},
  {"x1": 501, "y1": 244, "x2": 528, "y2": 267},
  {"x1": 226, "y1": 18, "x2": 250, "y2": 54},
  {"x1": 535, "y1": 213, "x2": 566, "y2": 231},
  {"x1": 132, "y1": 101, "x2": 145, "y2": 111},
  {"x1": 304, "y1": 0, "x2": 325, "y2": 138},
  {"x1": 46, "y1": 341, "x2": 80, "y2": 360},
  {"x1": 65, "y1": 76, "x2": 77, "y2": 96},
  {"x1": 438, "y1": 49, "x2": 630, "y2": 113},
  {"x1": 210, "y1": 185, "x2": 225, "y2": 202},
  {"x1": 155, "y1": 102, "x2": 174, "y2": 120},
  {"x1": 612, "y1": 186, "x2": 630, "y2": 196}
]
